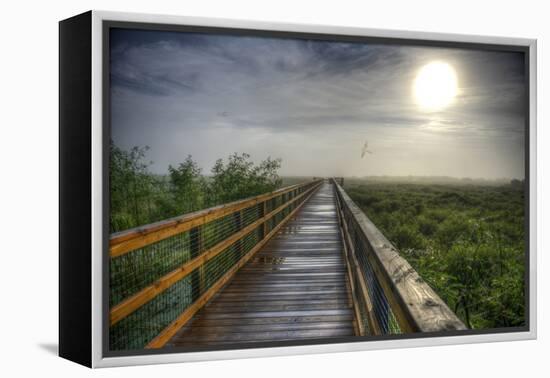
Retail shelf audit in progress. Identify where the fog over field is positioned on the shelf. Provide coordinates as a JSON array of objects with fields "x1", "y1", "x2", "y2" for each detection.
[{"x1": 110, "y1": 29, "x2": 526, "y2": 180}]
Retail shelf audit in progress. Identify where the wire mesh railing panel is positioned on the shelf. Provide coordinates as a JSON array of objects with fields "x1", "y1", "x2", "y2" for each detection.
[
  {"x1": 201, "y1": 212, "x2": 240, "y2": 251},
  {"x1": 352, "y1": 273, "x2": 370, "y2": 335},
  {"x1": 350, "y1": 220, "x2": 400, "y2": 334},
  {"x1": 110, "y1": 231, "x2": 192, "y2": 307},
  {"x1": 241, "y1": 203, "x2": 263, "y2": 228},
  {"x1": 109, "y1": 275, "x2": 193, "y2": 350},
  {"x1": 204, "y1": 225, "x2": 262, "y2": 288}
]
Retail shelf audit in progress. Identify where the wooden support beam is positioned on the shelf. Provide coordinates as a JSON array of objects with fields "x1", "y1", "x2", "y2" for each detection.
[
  {"x1": 262, "y1": 201, "x2": 268, "y2": 239},
  {"x1": 190, "y1": 226, "x2": 202, "y2": 303}
]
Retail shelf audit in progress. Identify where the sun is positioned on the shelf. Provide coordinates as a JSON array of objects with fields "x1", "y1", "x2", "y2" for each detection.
[{"x1": 414, "y1": 61, "x2": 458, "y2": 111}]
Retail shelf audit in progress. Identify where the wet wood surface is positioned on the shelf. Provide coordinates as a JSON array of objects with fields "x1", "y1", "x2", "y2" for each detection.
[{"x1": 168, "y1": 182, "x2": 355, "y2": 347}]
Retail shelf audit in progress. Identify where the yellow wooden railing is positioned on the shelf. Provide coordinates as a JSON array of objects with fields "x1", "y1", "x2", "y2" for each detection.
[{"x1": 109, "y1": 179, "x2": 323, "y2": 350}]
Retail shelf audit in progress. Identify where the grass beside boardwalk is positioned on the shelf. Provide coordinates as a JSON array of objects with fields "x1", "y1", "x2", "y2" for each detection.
[{"x1": 344, "y1": 178, "x2": 526, "y2": 330}]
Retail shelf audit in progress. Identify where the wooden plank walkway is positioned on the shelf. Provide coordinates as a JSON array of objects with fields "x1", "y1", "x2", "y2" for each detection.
[{"x1": 168, "y1": 181, "x2": 355, "y2": 347}]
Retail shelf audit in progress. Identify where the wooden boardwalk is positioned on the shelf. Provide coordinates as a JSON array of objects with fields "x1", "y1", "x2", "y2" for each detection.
[{"x1": 168, "y1": 182, "x2": 355, "y2": 347}]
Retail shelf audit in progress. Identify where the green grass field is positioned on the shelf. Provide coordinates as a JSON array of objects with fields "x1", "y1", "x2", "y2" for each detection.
[{"x1": 344, "y1": 178, "x2": 526, "y2": 329}]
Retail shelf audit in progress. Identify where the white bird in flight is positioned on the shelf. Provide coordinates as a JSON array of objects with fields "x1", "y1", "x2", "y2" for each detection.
[{"x1": 361, "y1": 141, "x2": 373, "y2": 158}]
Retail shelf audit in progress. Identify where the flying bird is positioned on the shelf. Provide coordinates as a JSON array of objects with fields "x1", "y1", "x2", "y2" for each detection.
[{"x1": 361, "y1": 141, "x2": 373, "y2": 158}]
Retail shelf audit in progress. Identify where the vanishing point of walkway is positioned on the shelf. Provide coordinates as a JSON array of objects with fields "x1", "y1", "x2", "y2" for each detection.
[{"x1": 168, "y1": 182, "x2": 355, "y2": 347}]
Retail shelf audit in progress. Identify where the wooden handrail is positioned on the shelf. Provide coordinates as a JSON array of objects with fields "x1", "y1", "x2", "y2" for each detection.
[
  {"x1": 109, "y1": 184, "x2": 318, "y2": 325},
  {"x1": 334, "y1": 187, "x2": 382, "y2": 335},
  {"x1": 110, "y1": 181, "x2": 314, "y2": 257},
  {"x1": 332, "y1": 178, "x2": 466, "y2": 333}
]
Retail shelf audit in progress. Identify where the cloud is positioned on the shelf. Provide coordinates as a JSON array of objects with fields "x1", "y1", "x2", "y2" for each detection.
[{"x1": 110, "y1": 29, "x2": 526, "y2": 179}]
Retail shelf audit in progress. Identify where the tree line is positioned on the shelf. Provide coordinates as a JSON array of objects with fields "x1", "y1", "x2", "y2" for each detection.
[{"x1": 110, "y1": 142, "x2": 282, "y2": 233}]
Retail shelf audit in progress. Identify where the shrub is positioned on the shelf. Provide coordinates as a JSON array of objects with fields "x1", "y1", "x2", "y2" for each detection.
[
  {"x1": 417, "y1": 216, "x2": 438, "y2": 237},
  {"x1": 391, "y1": 224, "x2": 425, "y2": 250},
  {"x1": 435, "y1": 214, "x2": 470, "y2": 248}
]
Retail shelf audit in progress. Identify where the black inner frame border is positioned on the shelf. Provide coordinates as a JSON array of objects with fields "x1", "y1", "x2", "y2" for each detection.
[{"x1": 101, "y1": 19, "x2": 531, "y2": 359}]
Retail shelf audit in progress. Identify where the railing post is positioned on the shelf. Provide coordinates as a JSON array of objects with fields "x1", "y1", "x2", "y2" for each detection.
[
  {"x1": 261, "y1": 200, "x2": 267, "y2": 239},
  {"x1": 234, "y1": 210, "x2": 243, "y2": 260},
  {"x1": 189, "y1": 226, "x2": 203, "y2": 301}
]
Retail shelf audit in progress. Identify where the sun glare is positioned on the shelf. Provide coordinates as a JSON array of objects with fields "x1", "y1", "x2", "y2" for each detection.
[{"x1": 414, "y1": 61, "x2": 458, "y2": 111}]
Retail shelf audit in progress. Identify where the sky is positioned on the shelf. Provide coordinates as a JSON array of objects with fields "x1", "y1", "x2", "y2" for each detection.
[{"x1": 110, "y1": 28, "x2": 526, "y2": 179}]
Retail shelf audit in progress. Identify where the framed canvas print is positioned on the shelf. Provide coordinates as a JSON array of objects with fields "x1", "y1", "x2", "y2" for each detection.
[{"x1": 59, "y1": 10, "x2": 537, "y2": 368}]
